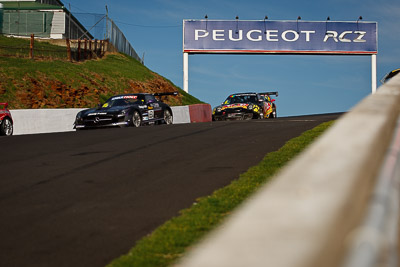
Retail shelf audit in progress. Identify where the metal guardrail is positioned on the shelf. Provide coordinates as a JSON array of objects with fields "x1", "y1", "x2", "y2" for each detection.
[{"x1": 174, "y1": 74, "x2": 400, "y2": 267}]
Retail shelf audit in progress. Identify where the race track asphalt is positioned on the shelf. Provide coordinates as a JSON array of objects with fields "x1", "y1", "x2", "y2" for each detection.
[{"x1": 0, "y1": 113, "x2": 341, "y2": 267}]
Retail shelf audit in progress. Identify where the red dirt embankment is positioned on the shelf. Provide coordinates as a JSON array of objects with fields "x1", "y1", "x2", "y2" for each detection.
[{"x1": 8, "y1": 74, "x2": 182, "y2": 109}]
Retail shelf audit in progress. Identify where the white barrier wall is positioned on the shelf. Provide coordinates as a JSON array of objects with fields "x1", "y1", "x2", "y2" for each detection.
[
  {"x1": 11, "y1": 108, "x2": 86, "y2": 135},
  {"x1": 171, "y1": 106, "x2": 191, "y2": 124},
  {"x1": 10, "y1": 106, "x2": 193, "y2": 135}
]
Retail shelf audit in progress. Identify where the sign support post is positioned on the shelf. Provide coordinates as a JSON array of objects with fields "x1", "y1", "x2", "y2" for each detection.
[
  {"x1": 372, "y1": 54, "x2": 377, "y2": 93},
  {"x1": 183, "y1": 52, "x2": 189, "y2": 93}
]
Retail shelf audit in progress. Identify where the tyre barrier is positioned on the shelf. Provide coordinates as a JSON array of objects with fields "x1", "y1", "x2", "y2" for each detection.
[
  {"x1": 174, "y1": 75, "x2": 400, "y2": 267},
  {"x1": 10, "y1": 105, "x2": 212, "y2": 135}
]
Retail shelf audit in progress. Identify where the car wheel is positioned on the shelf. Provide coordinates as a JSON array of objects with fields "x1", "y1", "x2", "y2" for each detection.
[
  {"x1": 130, "y1": 111, "x2": 141, "y2": 127},
  {"x1": 271, "y1": 108, "x2": 277, "y2": 118},
  {"x1": 0, "y1": 118, "x2": 13, "y2": 136},
  {"x1": 163, "y1": 109, "x2": 173, "y2": 125}
]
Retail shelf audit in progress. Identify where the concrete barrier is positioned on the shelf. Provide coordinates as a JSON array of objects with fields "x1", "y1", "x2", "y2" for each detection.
[
  {"x1": 10, "y1": 105, "x2": 195, "y2": 135},
  {"x1": 10, "y1": 108, "x2": 85, "y2": 135},
  {"x1": 171, "y1": 106, "x2": 191, "y2": 124},
  {"x1": 174, "y1": 74, "x2": 400, "y2": 267}
]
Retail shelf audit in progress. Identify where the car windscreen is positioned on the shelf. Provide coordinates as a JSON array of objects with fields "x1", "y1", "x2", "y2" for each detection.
[
  {"x1": 103, "y1": 95, "x2": 141, "y2": 108},
  {"x1": 224, "y1": 95, "x2": 258, "y2": 105}
]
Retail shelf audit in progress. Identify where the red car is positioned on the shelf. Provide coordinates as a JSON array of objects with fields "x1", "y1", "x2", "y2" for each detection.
[{"x1": 0, "y1": 102, "x2": 13, "y2": 136}]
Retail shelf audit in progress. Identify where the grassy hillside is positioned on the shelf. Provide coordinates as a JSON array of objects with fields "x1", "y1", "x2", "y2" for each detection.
[{"x1": 0, "y1": 36, "x2": 203, "y2": 108}]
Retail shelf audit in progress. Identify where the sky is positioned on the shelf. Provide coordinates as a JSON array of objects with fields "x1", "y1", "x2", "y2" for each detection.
[{"x1": 65, "y1": 0, "x2": 400, "y2": 117}]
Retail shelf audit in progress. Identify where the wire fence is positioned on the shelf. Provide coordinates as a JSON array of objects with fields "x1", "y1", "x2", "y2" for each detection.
[
  {"x1": 73, "y1": 12, "x2": 141, "y2": 63},
  {"x1": 72, "y1": 12, "x2": 107, "y2": 40},
  {"x1": 0, "y1": 43, "x2": 66, "y2": 60},
  {"x1": 0, "y1": 10, "x2": 142, "y2": 63},
  {"x1": 0, "y1": 34, "x2": 108, "y2": 61}
]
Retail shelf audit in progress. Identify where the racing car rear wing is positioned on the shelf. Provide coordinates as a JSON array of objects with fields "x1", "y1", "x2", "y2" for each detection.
[
  {"x1": 259, "y1": 92, "x2": 278, "y2": 97},
  {"x1": 153, "y1": 91, "x2": 179, "y2": 101},
  {"x1": 153, "y1": 91, "x2": 179, "y2": 97}
]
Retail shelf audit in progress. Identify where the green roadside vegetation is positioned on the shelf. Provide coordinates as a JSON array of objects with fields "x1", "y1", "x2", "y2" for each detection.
[
  {"x1": 0, "y1": 35, "x2": 67, "y2": 59},
  {"x1": 0, "y1": 35, "x2": 202, "y2": 108},
  {"x1": 107, "y1": 120, "x2": 335, "y2": 267}
]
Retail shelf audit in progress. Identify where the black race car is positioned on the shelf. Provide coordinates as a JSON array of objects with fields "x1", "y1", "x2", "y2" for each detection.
[
  {"x1": 74, "y1": 92, "x2": 177, "y2": 129},
  {"x1": 381, "y1": 68, "x2": 400, "y2": 84},
  {"x1": 212, "y1": 92, "x2": 278, "y2": 121}
]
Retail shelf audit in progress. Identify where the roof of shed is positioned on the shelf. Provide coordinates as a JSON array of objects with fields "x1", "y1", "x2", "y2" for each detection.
[{"x1": 0, "y1": 1, "x2": 63, "y2": 10}]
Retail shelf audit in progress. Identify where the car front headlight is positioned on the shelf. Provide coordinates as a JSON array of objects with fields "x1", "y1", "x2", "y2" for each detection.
[
  {"x1": 118, "y1": 109, "x2": 129, "y2": 117},
  {"x1": 213, "y1": 107, "x2": 222, "y2": 113},
  {"x1": 76, "y1": 111, "x2": 82, "y2": 120},
  {"x1": 248, "y1": 104, "x2": 254, "y2": 110}
]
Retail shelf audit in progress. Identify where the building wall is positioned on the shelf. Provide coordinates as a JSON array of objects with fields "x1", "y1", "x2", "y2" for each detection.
[
  {"x1": 0, "y1": 0, "x2": 92, "y2": 39},
  {"x1": 1, "y1": 10, "x2": 55, "y2": 38},
  {"x1": 50, "y1": 10, "x2": 64, "y2": 38},
  {"x1": 0, "y1": 9, "x2": 91, "y2": 39}
]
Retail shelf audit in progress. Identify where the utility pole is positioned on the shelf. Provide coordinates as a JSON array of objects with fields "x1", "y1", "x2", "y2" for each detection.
[
  {"x1": 68, "y1": 3, "x2": 71, "y2": 39},
  {"x1": 105, "y1": 5, "x2": 109, "y2": 40},
  {"x1": 17, "y1": 0, "x2": 20, "y2": 35}
]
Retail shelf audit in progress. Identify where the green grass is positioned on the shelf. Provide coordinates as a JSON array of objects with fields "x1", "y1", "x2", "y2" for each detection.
[
  {"x1": 0, "y1": 35, "x2": 203, "y2": 107},
  {"x1": 0, "y1": 54, "x2": 156, "y2": 87},
  {"x1": 0, "y1": 35, "x2": 67, "y2": 59},
  {"x1": 0, "y1": 35, "x2": 161, "y2": 83},
  {"x1": 106, "y1": 120, "x2": 335, "y2": 267}
]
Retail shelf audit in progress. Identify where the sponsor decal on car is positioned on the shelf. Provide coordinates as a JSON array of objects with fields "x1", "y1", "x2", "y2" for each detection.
[
  {"x1": 229, "y1": 93, "x2": 257, "y2": 97},
  {"x1": 149, "y1": 110, "x2": 155, "y2": 119},
  {"x1": 111, "y1": 95, "x2": 138, "y2": 100},
  {"x1": 221, "y1": 103, "x2": 249, "y2": 110},
  {"x1": 88, "y1": 112, "x2": 108, "y2": 116},
  {"x1": 264, "y1": 103, "x2": 273, "y2": 116}
]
